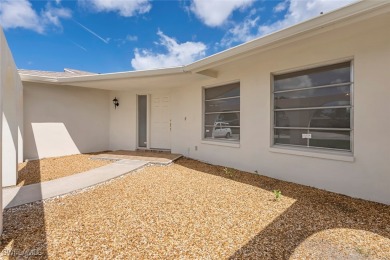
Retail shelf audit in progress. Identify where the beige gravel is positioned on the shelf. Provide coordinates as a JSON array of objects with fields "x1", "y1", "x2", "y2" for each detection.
[
  {"x1": 1, "y1": 158, "x2": 389, "y2": 259},
  {"x1": 17, "y1": 153, "x2": 112, "y2": 186}
]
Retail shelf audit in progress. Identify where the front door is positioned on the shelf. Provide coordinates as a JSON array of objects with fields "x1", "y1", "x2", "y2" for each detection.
[{"x1": 150, "y1": 94, "x2": 171, "y2": 149}]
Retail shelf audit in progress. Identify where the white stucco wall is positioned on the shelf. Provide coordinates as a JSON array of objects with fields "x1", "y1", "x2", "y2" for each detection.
[
  {"x1": 109, "y1": 91, "x2": 137, "y2": 151},
  {"x1": 0, "y1": 27, "x2": 23, "y2": 230},
  {"x1": 2, "y1": 67, "x2": 20, "y2": 187},
  {"x1": 1, "y1": 30, "x2": 23, "y2": 189},
  {"x1": 167, "y1": 13, "x2": 390, "y2": 204},
  {"x1": 108, "y1": 89, "x2": 174, "y2": 151},
  {"x1": 23, "y1": 83, "x2": 110, "y2": 159},
  {"x1": 17, "y1": 80, "x2": 23, "y2": 164}
]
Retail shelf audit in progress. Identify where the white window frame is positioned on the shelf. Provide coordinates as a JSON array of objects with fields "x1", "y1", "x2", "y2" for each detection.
[
  {"x1": 202, "y1": 81, "x2": 241, "y2": 145},
  {"x1": 270, "y1": 59, "x2": 354, "y2": 155}
]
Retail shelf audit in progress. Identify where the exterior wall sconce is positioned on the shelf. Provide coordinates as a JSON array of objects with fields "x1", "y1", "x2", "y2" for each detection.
[{"x1": 113, "y1": 97, "x2": 119, "y2": 109}]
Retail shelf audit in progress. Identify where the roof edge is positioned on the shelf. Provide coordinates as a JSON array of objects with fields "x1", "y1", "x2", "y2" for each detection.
[
  {"x1": 20, "y1": 66, "x2": 187, "y2": 84},
  {"x1": 19, "y1": 0, "x2": 390, "y2": 84},
  {"x1": 185, "y1": 0, "x2": 390, "y2": 72}
]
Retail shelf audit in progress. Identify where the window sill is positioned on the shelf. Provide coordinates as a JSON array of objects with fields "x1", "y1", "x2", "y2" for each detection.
[
  {"x1": 269, "y1": 145, "x2": 354, "y2": 162},
  {"x1": 201, "y1": 140, "x2": 240, "y2": 148}
]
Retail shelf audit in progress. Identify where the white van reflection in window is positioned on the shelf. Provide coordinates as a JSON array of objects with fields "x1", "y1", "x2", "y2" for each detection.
[{"x1": 212, "y1": 122, "x2": 232, "y2": 138}]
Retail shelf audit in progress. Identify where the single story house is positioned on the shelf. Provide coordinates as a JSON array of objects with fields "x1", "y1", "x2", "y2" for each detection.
[{"x1": 0, "y1": 1, "x2": 389, "y2": 234}]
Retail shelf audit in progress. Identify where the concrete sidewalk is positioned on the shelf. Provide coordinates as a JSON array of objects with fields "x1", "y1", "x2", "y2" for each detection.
[
  {"x1": 91, "y1": 150, "x2": 182, "y2": 165},
  {"x1": 3, "y1": 159, "x2": 148, "y2": 209}
]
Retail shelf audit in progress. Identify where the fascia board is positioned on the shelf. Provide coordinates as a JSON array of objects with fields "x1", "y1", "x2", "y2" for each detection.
[{"x1": 20, "y1": 66, "x2": 187, "y2": 84}]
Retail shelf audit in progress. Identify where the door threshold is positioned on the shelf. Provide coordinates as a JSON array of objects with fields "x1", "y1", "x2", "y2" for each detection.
[{"x1": 136, "y1": 148, "x2": 171, "y2": 153}]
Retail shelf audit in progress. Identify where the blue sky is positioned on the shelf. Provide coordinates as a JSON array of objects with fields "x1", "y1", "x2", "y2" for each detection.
[{"x1": 0, "y1": 0, "x2": 357, "y2": 73}]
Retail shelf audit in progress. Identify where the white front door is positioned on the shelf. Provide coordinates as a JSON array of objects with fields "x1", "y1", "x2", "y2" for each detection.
[{"x1": 150, "y1": 94, "x2": 171, "y2": 149}]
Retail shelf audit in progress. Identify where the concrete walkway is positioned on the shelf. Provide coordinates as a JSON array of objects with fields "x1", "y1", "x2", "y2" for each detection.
[
  {"x1": 91, "y1": 151, "x2": 182, "y2": 165},
  {"x1": 3, "y1": 159, "x2": 148, "y2": 209}
]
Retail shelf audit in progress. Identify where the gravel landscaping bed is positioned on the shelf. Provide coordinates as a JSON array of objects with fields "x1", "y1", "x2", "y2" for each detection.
[
  {"x1": 17, "y1": 153, "x2": 113, "y2": 186},
  {"x1": 1, "y1": 158, "x2": 389, "y2": 259}
]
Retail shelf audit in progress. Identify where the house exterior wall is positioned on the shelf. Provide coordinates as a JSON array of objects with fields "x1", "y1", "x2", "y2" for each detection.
[
  {"x1": 2, "y1": 61, "x2": 21, "y2": 186},
  {"x1": 18, "y1": 11, "x2": 389, "y2": 205},
  {"x1": 167, "y1": 13, "x2": 390, "y2": 204},
  {"x1": 109, "y1": 91, "x2": 137, "y2": 151},
  {"x1": 1, "y1": 27, "x2": 23, "y2": 230},
  {"x1": 1, "y1": 29, "x2": 23, "y2": 189},
  {"x1": 109, "y1": 89, "x2": 173, "y2": 151},
  {"x1": 23, "y1": 83, "x2": 110, "y2": 159}
]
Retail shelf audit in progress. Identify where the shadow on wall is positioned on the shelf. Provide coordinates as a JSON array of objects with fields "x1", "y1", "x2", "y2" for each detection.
[
  {"x1": 2, "y1": 58, "x2": 23, "y2": 187},
  {"x1": 175, "y1": 159, "x2": 390, "y2": 259},
  {"x1": 23, "y1": 83, "x2": 110, "y2": 160},
  {"x1": 2, "y1": 103, "x2": 19, "y2": 187},
  {"x1": 0, "y1": 145, "x2": 48, "y2": 257},
  {"x1": 30, "y1": 122, "x2": 81, "y2": 159}
]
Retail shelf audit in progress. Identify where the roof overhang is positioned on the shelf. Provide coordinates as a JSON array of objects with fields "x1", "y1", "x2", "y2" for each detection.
[
  {"x1": 20, "y1": 67, "x2": 210, "y2": 90},
  {"x1": 19, "y1": 0, "x2": 390, "y2": 90}
]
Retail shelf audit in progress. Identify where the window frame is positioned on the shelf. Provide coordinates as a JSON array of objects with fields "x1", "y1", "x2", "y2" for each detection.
[
  {"x1": 202, "y1": 80, "x2": 241, "y2": 144},
  {"x1": 270, "y1": 59, "x2": 354, "y2": 154}
]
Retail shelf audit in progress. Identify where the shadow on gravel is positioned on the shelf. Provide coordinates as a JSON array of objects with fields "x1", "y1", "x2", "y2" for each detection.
[
  {"x1": 17, "y1": 159, "x2": 41, "y2": 186},
  {"x1": 0, "y1": 151, "x2": 113, "y2": 259},
  {"x1": 175, "y1": 157, "x2": 390, "y2": 259},
  {"x1": 1, "y1": 160, "x2": 48, "y2": 258}
]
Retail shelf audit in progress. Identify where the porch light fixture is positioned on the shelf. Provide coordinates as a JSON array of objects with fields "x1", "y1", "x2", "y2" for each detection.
[{"x1": 113, "y1": 97, "x2": 119, "y2": 109}]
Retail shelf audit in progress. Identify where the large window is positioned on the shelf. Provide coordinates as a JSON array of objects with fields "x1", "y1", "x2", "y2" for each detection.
[
  {"x1": 204, "y1": 82, "x2": 240, "y2": 142},
  {"x1": 272, "y1": 61, "x2": 352, "y2": 151}
]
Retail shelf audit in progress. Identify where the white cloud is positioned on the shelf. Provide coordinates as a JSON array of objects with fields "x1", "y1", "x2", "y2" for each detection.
[
  {"x1": 220, "y1": 0, "x2": 358, "y2": 47},
  {"x1": 114, "y1": 35, "x2": 138, "y2": 47},
  {"x1": 259, "y1": 0, "x2": 358, "y2": 35},
  {"x1": 190, "y1": 0, "x2": 255, "y2": 27},
  {"x1": 0, "y1": 0, "x2": 43, "y2": 33},
  {"x1": 126, "y1": 35, "x2": 138, "y2": 42},
  {"x1": 0, "y1": 0, "x2": 72, "y2": 33},
  {"x1": 81, "y1": 0, "x2": 151, "y2": 17},
  {"x1": 220, "y1": 16, "x2": 259, "y2": 47},
  {"x1": 42, "y1": 4, "x2": 72, "y2": 28},
  {"x1": 274, "y1": 1, "x2": 288, "y2": 13},
  {"x1": 131, "y1": 30, "x2": 206, "y2": 70}
]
